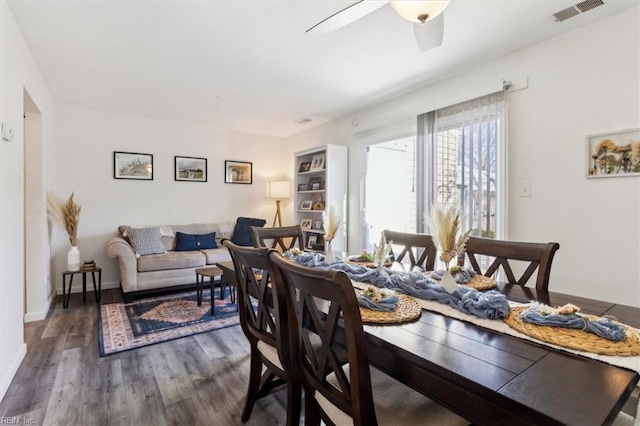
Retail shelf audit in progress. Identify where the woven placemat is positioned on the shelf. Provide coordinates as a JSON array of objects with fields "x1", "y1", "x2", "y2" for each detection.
[
  {"x1": 358, "y1": 294, "x2": 422, "y2": 324},
  {"x1": 430, "y1": 273, "x2": 497, "y2": 290},
  {"x1": 347, "y1": 259, "x2": 392, "y2": 269},
  {"x1": 505, "y1": 306, "x2": 640, "y2": 356},
  {"x1": 463, "y1": 274, "x2": 497, "y2": 290}
]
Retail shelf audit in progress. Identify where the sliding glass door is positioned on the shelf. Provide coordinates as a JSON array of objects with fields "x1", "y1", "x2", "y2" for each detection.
[{"x1": 362, "y1": 137, "x2": 417, "y2": 251}]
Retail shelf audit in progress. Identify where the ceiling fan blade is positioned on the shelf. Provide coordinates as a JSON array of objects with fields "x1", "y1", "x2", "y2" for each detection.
[
  {"x1": 306, "y1": 1, "x2": 388, "y2": 34},
  {"x1": 413, "y1": 13, "x2": 444, "y2": 52}
]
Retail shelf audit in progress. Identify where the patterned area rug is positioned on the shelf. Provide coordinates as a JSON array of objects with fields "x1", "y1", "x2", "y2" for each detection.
[{"x1": 99, "y1": 288, "x2": 240, "y2": 356}]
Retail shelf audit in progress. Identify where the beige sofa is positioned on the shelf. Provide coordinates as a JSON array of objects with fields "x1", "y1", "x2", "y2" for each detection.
[{"x1": 107, "y1": 222, "x2": 235, "y2": 300}]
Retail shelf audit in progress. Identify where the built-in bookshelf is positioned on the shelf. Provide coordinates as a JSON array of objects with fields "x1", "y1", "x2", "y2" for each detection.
[{"x1": 294, "y1": 144, "x2": 348, "y2": 254}]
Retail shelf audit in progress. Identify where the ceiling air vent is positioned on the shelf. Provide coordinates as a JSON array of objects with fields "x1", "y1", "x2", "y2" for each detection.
[
  {"x1": 553, "y1": 0, "x2": 604, "y2": 22},
  {"x1": 575, "y1": 0, "x2": 605, "y2": 12}
]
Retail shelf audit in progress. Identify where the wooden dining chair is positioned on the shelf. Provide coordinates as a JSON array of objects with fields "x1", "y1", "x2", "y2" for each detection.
[
  {"x1": 221, "y1": 240, "x2": 300, "y2": 426},
  {"x1": 383, "y1": 229, "x2": 437, "y2": 271},
  {"x1": 269, "y1": 252, "x2": 469, "y2": 426},
  {"x1": 251, "y1": 225, "x2": 305, "y2": 252},
  {"x1": 459, "y1": 236, "x2": 560, "y2": 291}
]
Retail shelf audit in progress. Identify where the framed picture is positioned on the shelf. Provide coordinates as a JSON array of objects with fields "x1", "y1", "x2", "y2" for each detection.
[
  {"x1": 298, "y1": 183, "x2": 309, "y2": 192},
  {"x1": 300, "y1": 219, "x2": 312, "y2": 229},
  {"x1": 225, "y1": 160, "x2": 252, "y2": 184},
  {"x1": 307, "y1": 234, "x2": 318, "y2": 248},
  {"x1": 299, "y1": 161, "x2": 312, "y2": 173},
  {"x1": 114, "y1": 151, "x2": 153, "y2": 180},
  {"x1": 175, "y1": 156, "x2": 207, "y2": 182},
  {"x1": 586, "y1": 128, "x2": 640, "y2": 178},
  {"x1": 309, "y1": 154, "x2": 326, "y2": 171},
  {"x1": 309, "y1": 177, "x2": 323, "y2": 190},
  {"x1": 312, "y1": 220, "x2": 322, "y2": 230},
  {"x1": 300, "y1": 200, "x2": 313, "y2": 210}
]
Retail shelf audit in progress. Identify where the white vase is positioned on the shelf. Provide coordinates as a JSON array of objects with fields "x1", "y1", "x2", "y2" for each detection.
[
  {"x1": 440, "y1": 270, "x2": 458, "y2": 294},
  {"x1": 325, "y1": 241, "x2": 336, "y2": 264},
  {"x1": 67, "y1": 246, "x2": 81, "y2": 272}
]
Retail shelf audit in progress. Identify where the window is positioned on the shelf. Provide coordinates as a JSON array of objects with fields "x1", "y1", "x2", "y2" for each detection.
[{"x1": 355, "y1": 93, "x2": 506, "y2": 255}]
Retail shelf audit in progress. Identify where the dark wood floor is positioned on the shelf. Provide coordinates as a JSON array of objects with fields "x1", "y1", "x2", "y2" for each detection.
[{"x1": 0, "y1": 289, "x2": 291, "y2": 426}]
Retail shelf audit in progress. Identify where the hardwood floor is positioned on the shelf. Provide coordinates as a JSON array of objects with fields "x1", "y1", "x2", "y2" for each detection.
[
  {"x1": 0, "y1": 289, "x2": 292, "y2": 426},
  {"x1": 3, "y1": 289, "x2": 638, "y2": 426}
]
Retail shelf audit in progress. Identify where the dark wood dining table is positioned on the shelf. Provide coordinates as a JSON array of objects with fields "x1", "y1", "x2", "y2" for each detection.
[
  {"x1": 218, "y1": 259, "x2": 639, "y2": 425},
  {"x1": 361, "y1": 282, "x2": 639, "y2": 426}
]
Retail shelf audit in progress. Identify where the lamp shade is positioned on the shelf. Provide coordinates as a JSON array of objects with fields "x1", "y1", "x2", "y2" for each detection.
[
  {"x1": 389, "y1": 0, "x2": 450, "y2": 23},
  {"x1": 266, "y1": 181, "x2": 290, "y2": 199}
]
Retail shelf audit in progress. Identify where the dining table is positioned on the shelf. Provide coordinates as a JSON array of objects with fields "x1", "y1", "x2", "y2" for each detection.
[
  {"x1": 218, "y1": 258, "x2": 640, "y2": 425},
  {"x1": 357, "y1": 281, "x2": 639, "y2": 426}
]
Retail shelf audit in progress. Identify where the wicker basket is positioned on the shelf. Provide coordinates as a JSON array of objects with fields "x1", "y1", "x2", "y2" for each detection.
[
  {"x1": 81, "y1": 261, "x2": 96, "y2": 271},
  {"x1": 357, "y1": 293, "x2": 422, "y2": 324},
  {"x1": 504, "y1": 306, "x2": 640, "y2": 356}
]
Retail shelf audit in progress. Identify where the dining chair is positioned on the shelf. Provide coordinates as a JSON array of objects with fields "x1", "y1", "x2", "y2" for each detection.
[
  {"x1": 221, "y1": 240, "x2": 300, "y2": 426},
  {"x1": 251, "y1": 225, "x2": 305, "y2": 252},
  {"x1": 459, "y1": 236, "x2": 560, "y2": 291},
  {"x1": 269, "y1": 251, "x2": 469, "y2": 426},
  {"x1": 383, "y1": 229, "x2": 438, "y2": 271}
]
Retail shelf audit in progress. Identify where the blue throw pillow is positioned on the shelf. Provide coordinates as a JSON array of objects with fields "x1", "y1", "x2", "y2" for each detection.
[
  {"x1": 175, "y1": 232, "x2": 218, "y2": 251},
  {"x1": 231, "y1": 217, "x2": 266, "y2": 246}
]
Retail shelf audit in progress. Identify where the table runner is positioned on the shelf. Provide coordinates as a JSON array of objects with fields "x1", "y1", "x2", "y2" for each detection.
[{"x1": 351, "y1": 281, "x2": 640, "y2": 375}]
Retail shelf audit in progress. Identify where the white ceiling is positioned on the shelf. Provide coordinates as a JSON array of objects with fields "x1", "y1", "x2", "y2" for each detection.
[{"x1": 8, "y1": 0, "x2": 638, "y2": 138}]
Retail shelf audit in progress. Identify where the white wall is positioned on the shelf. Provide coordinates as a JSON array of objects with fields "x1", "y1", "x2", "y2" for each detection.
[
  {"x1": 286, "y1": 8, "x2": 640, "y2": 306},
  {"x1": 49, "y1": 106, "x2": 290, "y2": 292},
  {"x1": 0, "y1": 0, "x2": 55, "y2": 400}
]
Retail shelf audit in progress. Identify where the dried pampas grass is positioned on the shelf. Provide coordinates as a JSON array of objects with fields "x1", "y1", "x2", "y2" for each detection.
[
  {"x1": 426, "y1": 204, "x2": 470, "y2": 269},
  {"x1": 322, "y1": 206, "x2": 341, "y2": 242},
  {"x1": 47, "y1": 191, "x2": 81, "y2": 246}
]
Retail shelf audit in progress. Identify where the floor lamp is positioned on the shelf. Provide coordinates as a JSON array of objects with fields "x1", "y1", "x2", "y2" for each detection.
[{"x1": 266, "y1": 181, "x2": 290, "y2": 227}]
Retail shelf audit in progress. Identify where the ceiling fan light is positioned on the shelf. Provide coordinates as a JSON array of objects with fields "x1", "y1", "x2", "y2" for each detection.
[{"x1": 389, "y1": 0, "x2": 450, "y2": 23}]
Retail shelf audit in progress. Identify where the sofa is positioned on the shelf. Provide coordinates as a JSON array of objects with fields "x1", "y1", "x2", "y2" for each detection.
[{"x1": 106, "y1": 217, "x2": 265, "y2": 300}]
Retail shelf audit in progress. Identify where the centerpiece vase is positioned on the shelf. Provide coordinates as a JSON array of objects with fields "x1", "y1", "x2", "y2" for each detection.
[
  {"x1": 67, "y1": 246, "x2": 81, "y2": 271},
  {"x1": 440, "y1": 269, "x2": 458, "y2": 294},
  {"x1": 325, "y1": 241, "x2": 336, "y2": 264}
]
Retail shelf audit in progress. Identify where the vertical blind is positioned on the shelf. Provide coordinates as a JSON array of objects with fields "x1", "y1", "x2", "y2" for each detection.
[{"x1": 419, "y1": 91, "x2": 506, "y2": 239}]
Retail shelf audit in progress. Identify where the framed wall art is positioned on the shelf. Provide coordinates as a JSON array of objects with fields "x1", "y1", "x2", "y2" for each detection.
[
  {"x1": 175, "y1": 156, "x2": 207, "y2": 182},
  {"x1": 114, "y1": 151, "x2": 153, "y2": 180},
  {"x1": 225, "y1": 160, "x2": 252, "y2": 184},
  {"x1": 586, "y1": 128, "x2": 640, "y2": 178}
]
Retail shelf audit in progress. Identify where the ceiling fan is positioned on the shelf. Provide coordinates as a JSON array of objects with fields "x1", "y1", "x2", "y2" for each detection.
[{"x1": 306, "y1": 1, "x2": 450, "y2": 52}]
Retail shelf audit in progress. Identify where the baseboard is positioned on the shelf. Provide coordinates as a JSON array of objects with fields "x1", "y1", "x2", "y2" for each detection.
[
  {"x1": 56, "y1": 280, "x2": 119, "y2": 295},
  {"x1": 0, "y1": 343, "x2": 27, "y2": 401},
  {"x1": 24, "y1": 311, "x2": 46, "y2": 322},
  {"x1": 23, "y1": 284, "x2": 58, "y2": 323}
]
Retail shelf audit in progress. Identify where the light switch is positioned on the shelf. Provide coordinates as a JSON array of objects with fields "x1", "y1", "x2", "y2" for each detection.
[
  {"x1": 1, "y1": 122, "x2": 14, "y2": 142},
  {"x1": 519, "y1": 181, "x2": 532, "y2": 197}
]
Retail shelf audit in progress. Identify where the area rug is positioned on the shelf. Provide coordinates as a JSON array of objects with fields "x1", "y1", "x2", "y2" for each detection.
[{"x1": 98, "y1": 288, "x2": 240, "y2": 356}]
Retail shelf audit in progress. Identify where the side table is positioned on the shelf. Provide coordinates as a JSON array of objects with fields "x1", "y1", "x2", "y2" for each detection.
[
  {"x1": 61, "y1": 267, "x2": 102, "y2": 309},
  {"x1": 195, "y1": 266, "x2": 225, "y2": 316}
]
